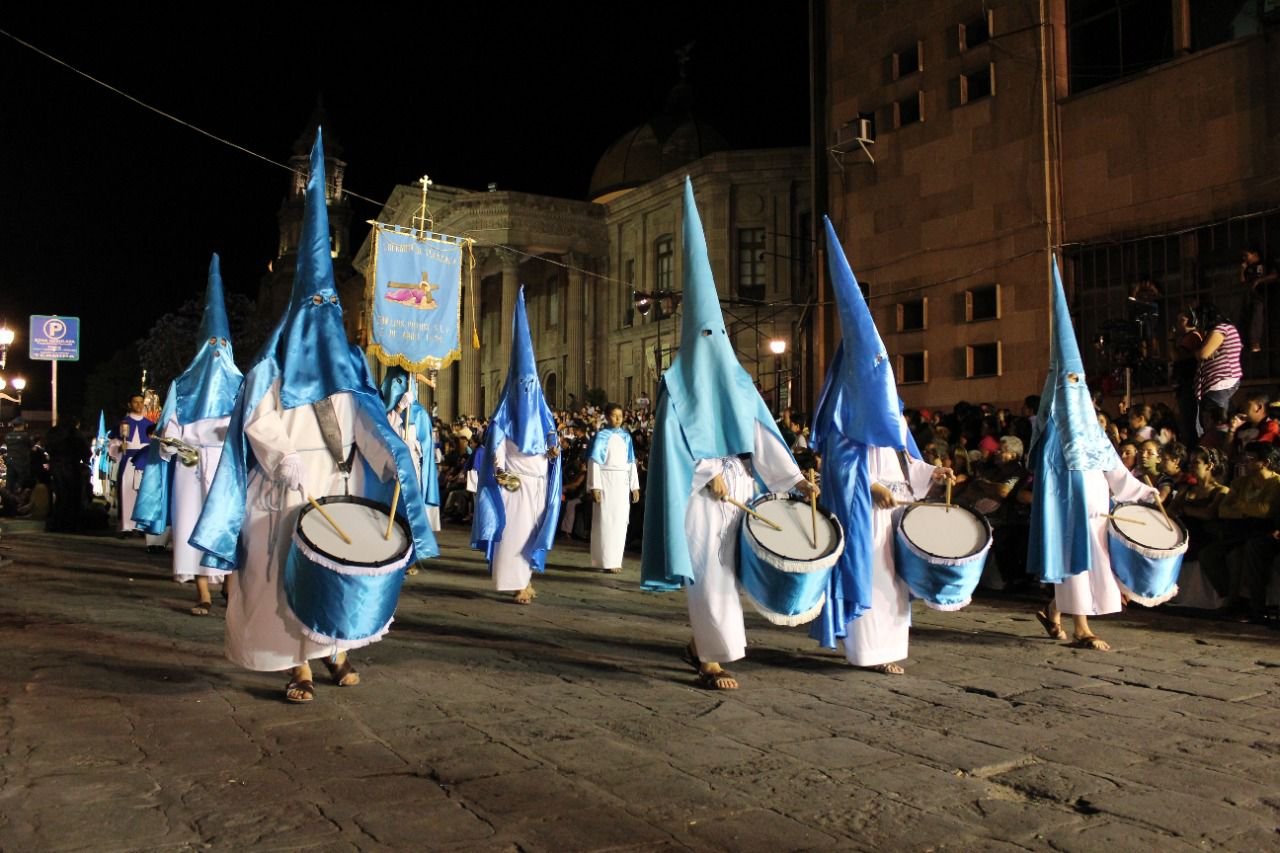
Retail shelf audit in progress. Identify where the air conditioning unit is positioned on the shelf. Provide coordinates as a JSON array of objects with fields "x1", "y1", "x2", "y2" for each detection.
[
  {"x1": 831, "y1": 116, "x2": 876, "y2": 165},
  {"x1": 853, "y1": 117, "x2": 874, "y2": 143}
]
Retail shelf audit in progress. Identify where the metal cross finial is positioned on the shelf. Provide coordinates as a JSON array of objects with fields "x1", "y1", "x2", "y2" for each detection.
[{"x1": 412, "y1": 175, "x2": 434, "y2": 237}]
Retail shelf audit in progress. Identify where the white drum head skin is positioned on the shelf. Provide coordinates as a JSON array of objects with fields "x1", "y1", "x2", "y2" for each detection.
[
  {"x1": 300, "y1": 501, "x2": 408, "y2": 564},
  {"x1": 1111, "y1": 503, "x2": 1184, "y2": 550},
  {"x1": 747, "y1": 496, "x2": 840, "y2": 561},
  {"x1": 900, "y1": 504, "x2": 988, "y2": 559}
]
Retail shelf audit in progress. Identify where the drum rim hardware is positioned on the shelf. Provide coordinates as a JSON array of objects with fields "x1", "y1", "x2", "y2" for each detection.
[
  {"x1": 296, "y1": 495, "x2": 412, "y2": 569},
  {"x1": 898, "y1": 501, "x2": 993, "y2": 561},
  {"x1": 742, "y1": 492, "x2": 845, "y2": 566},
  {"x1": 1108, "y1": 500, "x2": 1188, "y2": 553}
]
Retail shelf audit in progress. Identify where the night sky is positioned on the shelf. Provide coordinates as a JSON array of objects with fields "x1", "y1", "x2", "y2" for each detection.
[{"x1": 0, "y1": 7, "x2": 810, "y2": 418}]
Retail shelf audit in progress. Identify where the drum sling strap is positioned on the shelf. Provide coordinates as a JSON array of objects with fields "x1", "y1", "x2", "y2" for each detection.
[
  {"x1": 896, "y1": 449, "x2": 917, "y2": 500},
  {"x1": 314, "y1": 398, "x2": 357, "y2": 496}
]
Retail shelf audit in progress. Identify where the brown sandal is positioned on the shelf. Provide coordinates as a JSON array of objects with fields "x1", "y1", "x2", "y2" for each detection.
[
  {"x1": 285, "y1": 679, "x2": 315, "y2": 703},
  {"x1": 1069, "y1": 634, "x2": 1111, "y2": 651},
  {"x1": 190, "y1": 600, "x2": 212, "y2": 617},
  {"x1": 1035, "y1": 610, "x2": 1068, "y2": 641},
  {"x1": 323, "y1": 657, "x2": 360, "y2": 686},
  {"x1": 696, "y1": 669, "x2": 739, "y2": 690}
]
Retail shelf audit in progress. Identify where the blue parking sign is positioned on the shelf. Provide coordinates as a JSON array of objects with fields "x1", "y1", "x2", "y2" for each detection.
[{"x1": 29, "y1": 315, "x2": 80, "y2": 361}]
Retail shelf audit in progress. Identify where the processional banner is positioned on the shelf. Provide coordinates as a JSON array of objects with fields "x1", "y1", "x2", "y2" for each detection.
[{"x1": 368, "y1": 224, "x2": 467, "y2": 371}]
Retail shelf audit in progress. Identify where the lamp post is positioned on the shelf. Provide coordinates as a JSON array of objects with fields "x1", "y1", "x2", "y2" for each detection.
[
  {"x1": 0, "y1": 326, "x2": 13, "y2": 371},
  {"x1": 769, "y1": 338, "x2": 787, "y2": 413},
  {"x1": 0, "y1": 376, "x2": 26, "y2": 427}
]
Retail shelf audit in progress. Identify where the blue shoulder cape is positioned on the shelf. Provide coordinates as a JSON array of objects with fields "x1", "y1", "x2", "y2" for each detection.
[
  {"x1": 132, "y1": 385, "x2": 177, "y2": 535},
  {"x1": 589, "y1": 427, "x2": 635, "y2": 466}
]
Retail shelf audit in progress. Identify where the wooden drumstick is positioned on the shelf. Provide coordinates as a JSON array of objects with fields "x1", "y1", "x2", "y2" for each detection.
[
  {"x1": 307, "y1": 495, "x2": 352, "y2": 545},
  {"x1": 723, "y1": 496, "x2": 784, "y2": 531},
  {"x1": 1142, "y1": 474, "x2": 1174, "y2": 531},
  {"x1": 945, "y1": 478, "x2": 952, "y2": 513},
  {"x1": 385, "y1": 480, "x2": 401, "y2": 541},
  {"x1": 1107, "y1": 514, "x2": 1147, "y2": 525},
  {"x1": 807, "y1": 469, "x2": 818, "y2": 548}
]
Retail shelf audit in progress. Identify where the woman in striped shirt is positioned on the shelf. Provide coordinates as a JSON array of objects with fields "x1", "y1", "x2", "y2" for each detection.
[{"x1": 1195, "y1": 303, "x2": 1243, "y2": 436}]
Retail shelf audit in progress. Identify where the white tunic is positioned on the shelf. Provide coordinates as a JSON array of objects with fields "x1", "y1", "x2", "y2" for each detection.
[
  {"x1": 588, "y1": 434, "x2": 640, "y2": 569},
  {"x1": 117, "y1": 425, "x2": 148, "y2": 533},
  {"x1": 490, "y1": 440, "x2": 550, "y2": 592},
  {"x1": 225, "y1": 386, "x2": 398, "y2": 672},
  {"x1": 160, "y1": 414, "x2": 230, "y2": 582},
  {"x1": 685, "y1": 422, "x2": 804, "y2": 664},
  {"x1": 842, "y1": 447, "x2": 937, "y2": 667},
  {"x1": 1054, "y1": 465, "x2": 1156, "y2": 616}
]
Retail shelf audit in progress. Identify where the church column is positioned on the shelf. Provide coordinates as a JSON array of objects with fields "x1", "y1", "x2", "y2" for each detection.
[
  {"x1": 498, "y1": 252, "x2": 521, "y2": 371},
  {"x1": 565, "y1": 252, "x2": 585, "y2": 404}
]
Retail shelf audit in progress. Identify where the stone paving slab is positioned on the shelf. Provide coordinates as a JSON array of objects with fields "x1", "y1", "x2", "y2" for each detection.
[{"x1": 0, "y1": 519, "x2": 1277, "y2": 850}]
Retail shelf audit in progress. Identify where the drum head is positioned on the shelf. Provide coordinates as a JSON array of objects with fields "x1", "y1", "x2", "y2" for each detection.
[
  {"x1": 1110, "y1": 502, "x2": 1186, "y2": 550},
  {"x1": 900, "y1": 504, "x2": 989, "y2": 559},
  {"x1": 745, "y1": 494, "x2": 841, "y2": 562},
  {"x1": 298, "y1": 496, "x2": 410, "y2": 567}
]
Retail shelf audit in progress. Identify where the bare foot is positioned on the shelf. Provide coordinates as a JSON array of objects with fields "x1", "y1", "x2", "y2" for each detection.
[
  {"x1": 863, "y1": 662, "x2": 905, "y2": 675},
  {"x1": 190, "y1": 600, "x2": 212, "y2": 616},
  {"x1": 697, "y1": 663, "x2": 739, "y2": 690},
  {"x1": 1070, "y1": 634, "x2": 1111, "y2": 651}
]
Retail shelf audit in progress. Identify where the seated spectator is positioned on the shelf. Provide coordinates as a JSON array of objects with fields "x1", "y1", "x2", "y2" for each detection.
[
  {"x1": 1229, "y1": 392, "x2": 1279, "y2": 459},
  {"x1": 1117, "y1": 440, "x2": 1140, "y2": 473},
  {"x1": 1198, "y1": 403, "x2": 1231, "y2": 453},
  {"x1": 1170, "y1": 447, "x2": 1229, "y2": 562},
  {"x1": 1129, "y1": 405, "x2": 1154, "y2": 442},
  {"x1": 1155, "y1": 443, "x2": 1188, "y2": 505},
  {"x1": 1199, "y1": 443, "x2": 1280, "y2": 607},
  {"x1": 1138, "y1": 440, "x2": 1162, "y2": 485}
]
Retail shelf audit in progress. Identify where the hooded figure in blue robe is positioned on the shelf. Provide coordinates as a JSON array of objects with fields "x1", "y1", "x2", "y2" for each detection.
[
  {"x1": 190, "y1": 129, "x2": 435, "y2": 691},
  {"x1": 92, "y1": 410, "x2": 110, "y2": 497},
  {"x1": 378, "y1": 366, "x2": 441, "y2": 532},
  {"x1": 1028, "y1": 259, "x2": 1160, "y2": 649},
  {"x1": 471, "y1": 286, "x2": 562, "y2": 601},
  {"x1": 134, "y1": 254, "x2": 244, "y2": 609},
  {"x1": 640, "y1": 178, "x2": 815, "y2": 688}
]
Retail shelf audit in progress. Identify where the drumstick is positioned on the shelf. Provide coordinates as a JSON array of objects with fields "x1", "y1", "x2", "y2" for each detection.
[
  {"x1": 1142, "y1": 474, "x2": 1174, "y2": 531},
  {"x1": 385, "y1": 480, "x2": 401, "y2": 541},
  {"x1": 945, "y1": 479, "x2": 952, "y2": 513},
  {"x1": 307, "y1": 495, "x2": 352, "y2": 545},
  {"x1": 723, "y1": 496, "x2": 784, "y2": 531},
  {"x1": 1107, "y1": 514, "x2": 1148, "y2": 525},
  {"x1": 807, "y1": 469, "x2": 818, "y2": 549}
]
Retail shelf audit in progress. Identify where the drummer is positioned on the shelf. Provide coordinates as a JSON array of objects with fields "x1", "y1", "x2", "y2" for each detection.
[
  {"x1": 641, "y1": 179, "x2": 817, "y2": 691},
  {"x1": 191, "y1": 131, "x2": 436, "y2": 703},
  {"x1": 808, "y1": 217, "x2": 954, "y2": 676},
  {"x1": 1028, "y1": 260, "x2": 1159, "y2": 651}
]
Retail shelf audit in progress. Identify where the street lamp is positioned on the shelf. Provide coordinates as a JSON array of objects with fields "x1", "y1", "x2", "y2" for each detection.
[
  {"x1": 769, "y1": 339, "x2": 788, "y2": 413},
  {"x1": 0, "y1": 326, "x2": 14, "y2": 371},
  {"x1": 0, "y1": 375, "x2": 25, "y2": 404}
]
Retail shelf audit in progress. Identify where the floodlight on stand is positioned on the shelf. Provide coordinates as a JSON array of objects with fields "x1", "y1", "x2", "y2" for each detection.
[{"x1": 769, "y1": 339, "x2": 788, "y2": 355}]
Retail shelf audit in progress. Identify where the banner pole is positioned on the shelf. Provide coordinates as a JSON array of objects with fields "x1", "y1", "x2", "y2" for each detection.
[{"x1": 51, "y1": 359, "x2": 58, "y2": 427}]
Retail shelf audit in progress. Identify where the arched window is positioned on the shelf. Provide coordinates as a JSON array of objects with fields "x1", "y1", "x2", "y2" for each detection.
[{"x1": 543, "y1": 371, "x2": 559, "y2": 410}]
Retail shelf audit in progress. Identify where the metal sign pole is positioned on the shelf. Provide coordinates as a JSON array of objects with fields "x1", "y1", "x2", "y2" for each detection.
[{"x1": 51, "y1": 360, "x2": 58, "y2": 427}]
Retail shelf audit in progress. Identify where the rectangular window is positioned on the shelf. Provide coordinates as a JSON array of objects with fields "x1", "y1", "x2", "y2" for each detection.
[
  {"x1": 966, "y1": 342, "x2": 1003, "y2": 378},
  {"x1": 960, "y1": 11, "x2": 992, "y2": 50},
  {"x1": 737, "y1": 227, "x2": 767, "y2": 302},
  {"x1": 547, "y1": 277, "x2": 560, "y2": 327},
  {"x1": 1190, "y1": 0, "x2": 1261, "y2": 51},
  {"x1": 894, "y1": 92, "x2": 924, "y2": 128},
  {"x1": 896, "y1": 297, "x2": 928, "y2": 332},
  {"x1": 965, "y1": 284, "x2": 1001, "y2": 322},
  {"x1": 654, "y1": 237, "x2": 673, "y2": 320},
  {"x1": 892, "y1": 41, "x2": 923, "y2": 79},
  {"x1": 1068, "y1": 0, "x2": 1175, "y2": 94},
  {"x1": 898, "y1": 351, "x2": 929, "y2": 384},
  {"x1": 622, "y1": 259, "x2": 635, "y2": 328},
  {"x1": 960, "y1": 64, "x2": 996, "y2": 104}
]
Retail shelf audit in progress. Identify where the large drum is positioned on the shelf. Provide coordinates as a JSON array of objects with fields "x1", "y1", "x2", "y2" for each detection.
[
  {"x1": 739, "y1": 493, "x2": 845, "y2": 626},
  {"x1": 284, "y1": 496, "x2": 413, "y2": 646},
  {"x1": 1108, "y1": 501, "x2": 1186, "y2": 607},
  {"x1": 895, "y1": 503, "x2": 991, "y2": 611}
]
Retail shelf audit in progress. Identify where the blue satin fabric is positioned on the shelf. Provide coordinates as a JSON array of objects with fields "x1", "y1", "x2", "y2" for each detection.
[
  {"x1": 471, "y1": 287, "x2": 562, "y2": 571},
  {"x1": 809, "y1": 433, "x2": 873, "y2": 647},
  {"x1": 640, "y1": 178, "x2": 792, "y2": 592},
  {"x1": 739, "y1": 545, "x2": 831, "y2": 623},
  {"x1": 379, "y1": 368, "x2": 440, "y2": 509},
  {"x1": 284, "y1": 546, "x2": 407, "y2": 642},
  {"x1": 190, "y1": 128, "x2": 436, "y2": 572},
  {"x1": 95, "y1": 411, "x2": 110, "y2": 476},
  {"x1": 1027, "y1": 416, "x2": 1094, "y2": 583},
  {"x1": 133, "y1": 390, "x2": 177, "y2": 534},
  {"x1": 588, "y1": 428, "x2": 634, "y2": 466},
  {"x1": 174, "y1": 254, "x2": 243, "y2": 425}
]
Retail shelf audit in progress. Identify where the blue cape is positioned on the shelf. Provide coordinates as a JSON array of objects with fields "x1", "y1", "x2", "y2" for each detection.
[
  {"x1": 640, "y1": 177, "x2": 792, "y2": 591},
  {"x1": 471, "y1": 286, "x2": 562, "y2": 571},
  {"x1": 809, "y1": 217, "x2": 920, "y2": 648},
  {"x1": 132, "y1": 388, "x2": 176, "y2": 535},
  {"x1": 588, "y1": 427, "x2": 634, "y2": 466},
  {"x1": 190, "y1": 129, "x2": 436, "y2": 570}
]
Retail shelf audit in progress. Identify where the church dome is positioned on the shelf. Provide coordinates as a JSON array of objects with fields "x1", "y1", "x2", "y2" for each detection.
[{"x1": 589, "y1": 82, "x2": 727, "y2": 204}]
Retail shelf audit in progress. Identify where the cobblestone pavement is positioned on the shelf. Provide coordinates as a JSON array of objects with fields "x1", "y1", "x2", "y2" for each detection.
[{"x1": 0, "y1": 518, "x2": 1276, "y2": 852}]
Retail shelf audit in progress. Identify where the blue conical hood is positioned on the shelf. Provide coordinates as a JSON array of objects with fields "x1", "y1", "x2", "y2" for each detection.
[
  {"x1": 173, "y1": 253, "x2": 243, "y2": 424},
  {"x1": 1032, "y1": 257, "x2": 1117, "y2": 470},
  {"x1": 380, "y1": 366, "x2": 411, "y2": 414},
  {"x1": 96, "y1": 410, "x2": 107, "y2": 444},
  {"x1": 663, "y1": 177, "x2": 766, "y2": 459},
  {"x1": 815, "y1": 216, "x2": 908, "y2": 449},
  {"x1": 276, "y1": 127, "x2": 364, "y2": 409},
  {"x1": 488, "y1": 286, "x2": 556, "y2": 454}
]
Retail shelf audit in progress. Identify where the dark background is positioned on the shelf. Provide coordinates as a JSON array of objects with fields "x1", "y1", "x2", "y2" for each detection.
[{"x1": 0, "y1": 6, "x2": 810, "y2": 422}]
